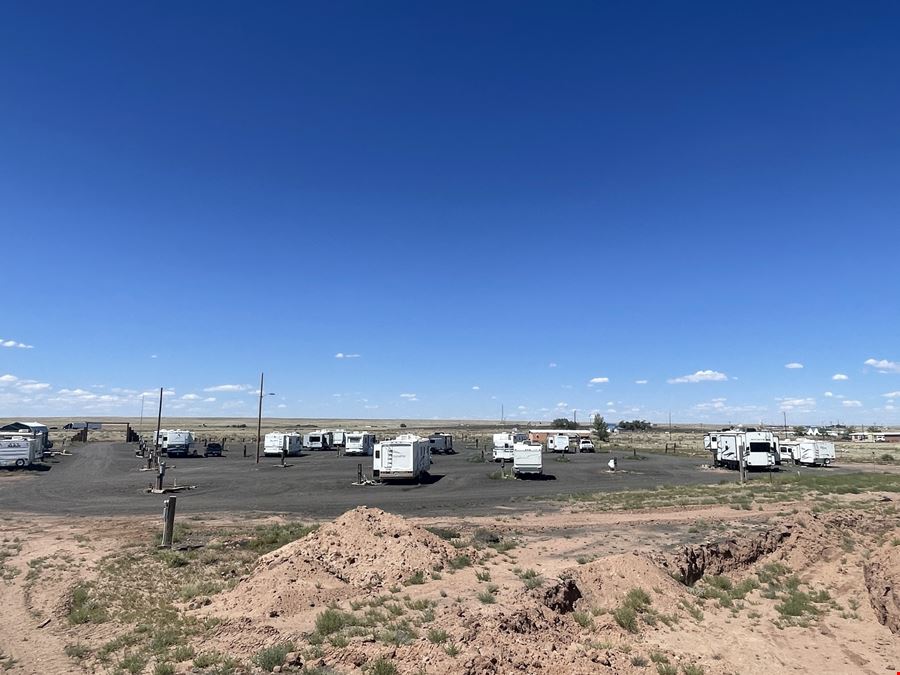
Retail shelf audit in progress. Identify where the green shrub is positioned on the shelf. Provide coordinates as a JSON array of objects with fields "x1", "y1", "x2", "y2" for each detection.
[
  {"x1": 153, "y1": 663, "x2": 176, "y2": 675},
  {"x1": 613, "y1": 605, "x2": 638, "y2": 632},
  {"x1": 404, "y1": 570, "x2": 425, "y2": 585},
  {"x1": 315, "y1": 609, "x2": 355, "y2": 635},
  {"x1": 67, "y1": 584, "x2": 108, "y2": 625},
  {"x1": 252, "y1": 642, "x2": 295, "y2": 672},
  {"x1": 573, "y1": 611, "x2": 594, "y2": 629},
  {"x1": 427, "y1": 628, "x2": 449, "y2": 644},
  {"x1": 367, "y1": 659, "x2": 399, "y2": 675},
  {"x1": 449, "y1": 555, "x2": 472, "y2": 569}
]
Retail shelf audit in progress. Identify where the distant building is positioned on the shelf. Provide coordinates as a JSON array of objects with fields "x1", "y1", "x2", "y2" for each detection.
[
  {"x1": 63, "y1": 422, "x2": 102, "y2": 430},
  {"x1": 849, "y1": 431, "x2": 900, "y2": 443}
]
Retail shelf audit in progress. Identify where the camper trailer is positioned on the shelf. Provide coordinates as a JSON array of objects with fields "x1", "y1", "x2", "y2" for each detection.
[
  {"x1": 492, "y1": 431, "x2": 527, "y2": 462},
  {"x1": 264, "y1": 432, "x2": 302, "y2": 457},
  {"x1": 303, "y1": 432, "x2": 331, "y2": 451},
  {"x1": 427, "y1": 433, "x2": 454, "y2": 454},
  {"x1": 157, "y1": 430, "x2": 195, "y2": 457},
  {"x1": 0, "y1": 422, "x2": 51, "y2": 456},
  {"x1": 744, "y1": 430, "x2": 776, "y2": 470},
  {"x1": 345, "y1": 432, "x2": 376, "y2": 456},
  {"x1": 513, "y1": 441, "x2": 543, "y2": 476},
  {"x1": 373, "y1": 434, "x2": 431, "y2": 481},
  {"x1": 714, "y1": 431, "x2": 746, "y2": 470},
  {"x1": 783, "y1": 440, "x2": 834, "y2": 466},
  {"x1": 328, "y1": 430, "x2": 347, "y2": 448},
  {"x1": 0, "y1": 436, "x2": 40, "y2": 468},
  {"x1": 547, "y1": 434, "x2": 571, "y2": 453}
]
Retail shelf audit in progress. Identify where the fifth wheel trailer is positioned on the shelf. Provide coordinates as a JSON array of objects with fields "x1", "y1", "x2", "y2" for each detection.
[
  {"x1": 513, "y1": 441, "x2": 543, "y2": 476},
  {"x1": 345, "y1": 432, "x2": 376, "y2": 456},
  {"x1": 492, "y1": 431, "x2": 527, "y2": 462},
  {"x1": 427, "y1": 433, "x2": 454, "y2": 454},
  {"x1": 373, "y1": 434, "x2": 431, "y2": 481},
  {"x1": 264, "y1": 432, "x2": 302, "y2": 457},
  {"x1": 303, "y1": 432, "x2": 331, "y2": 450}
]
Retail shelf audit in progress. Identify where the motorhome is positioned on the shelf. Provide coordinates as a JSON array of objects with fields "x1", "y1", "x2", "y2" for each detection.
[
  {"x1": 345, "y1": 432, "x2": 376, "y2": 456},
  {"x1": 264, "y1": 432, "x2": 302, "y2": 457},
  {"x1": 783, "y1": 440, "x2": 834, "y2": 466},
  {"x1": 513, "y1": 441, "x2": 543, "y2": 476},
  {"x1": 547, "y1": 434, "x2": 571, "y2": 453},
  {"x1": 744, "y1": 430, "x2": 776, "y2": 470},
  {"x1": 303, "y1": 432, "x2": 330, "y2": 450},
  {"x1": 492, "y1": 431, "x2": 527, "y2": 462},
  {"x1": 157, "y1": 430, "x2": 195, "y2": 457},
  {"x1": 427, "y1": 433, "x2": 454, "y2": 454},
  {"x1": 373, "y1": 434, "x2": 431, "y2": 481},
  {"x1": 0, "y1": 435, "x2": 40, "y2": 468}
]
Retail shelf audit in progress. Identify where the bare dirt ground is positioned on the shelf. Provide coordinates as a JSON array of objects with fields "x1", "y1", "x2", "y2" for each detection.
[{"x1": 1, "y1": 489, "x2": 898, "y2": 675}]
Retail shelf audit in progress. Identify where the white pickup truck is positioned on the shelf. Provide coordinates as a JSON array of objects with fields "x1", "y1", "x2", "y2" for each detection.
[{"x1": 578, "y1": 438, "x2": 595, "y2": 452}]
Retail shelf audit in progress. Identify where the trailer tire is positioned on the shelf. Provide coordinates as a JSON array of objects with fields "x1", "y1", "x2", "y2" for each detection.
[{"x1": 14, "y1": 458, "x2": 26, "y2": 467}]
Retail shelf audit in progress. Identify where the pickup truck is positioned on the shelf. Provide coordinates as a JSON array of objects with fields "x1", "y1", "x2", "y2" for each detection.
[
  {"x1": 204, "y1": 442, "x2": 224, "y2": 458},
  {"x1": 578, "y1": 438, "x2": 595, "y2": 452}
]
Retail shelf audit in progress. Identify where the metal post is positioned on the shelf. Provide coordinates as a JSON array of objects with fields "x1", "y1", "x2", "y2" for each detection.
[
  {"x1": 738, "y1": 440, "x2": 746, "y2": 485},
  {"x1": 243, "y1": 444, "x2": 247, "y2": 458},
  {"x1": 156, "y1": 461, "x2": 166, "y2": 491},
  {"x1": 357, "y1": 463, "x2": 363, "y2": 484},
  {"x1": 161, "y1": 496, "x2": 176, "y2": 548},
  {"x1": 255, "y1": 372, "x2": 264, "y2": 464}
]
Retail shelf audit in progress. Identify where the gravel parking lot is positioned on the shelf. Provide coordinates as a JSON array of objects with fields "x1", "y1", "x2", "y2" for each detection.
[{"x1": 0, "y1": 441, "x2": 873, "y2": 519}]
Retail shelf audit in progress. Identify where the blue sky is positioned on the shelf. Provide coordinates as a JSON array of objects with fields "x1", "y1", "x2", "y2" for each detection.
[{"x1": 1, "y1": 1, "x2": 899, "y2": 425}]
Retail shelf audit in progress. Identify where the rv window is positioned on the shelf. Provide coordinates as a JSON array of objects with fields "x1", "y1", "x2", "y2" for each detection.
[{"x1": 375, "y1": 450, "x2": 380, "y2": 458}]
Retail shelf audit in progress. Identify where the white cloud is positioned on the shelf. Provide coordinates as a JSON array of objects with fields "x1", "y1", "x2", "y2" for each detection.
[
  {"x1": 471, "y1": 385, "x2": 480, "y2": 391},
  {"x1": 555, "y1": 401, "x2": 568, "y2": 408},
  {"x1": 181, "y1": 394, "x2": 201, "y2": 401},
  {"x1": 635, "y1": 380, "x2": 648, "y2": 385},
  {"x1": 517, "y1": 405, "x2": 527, "y2": 410},
  {"x1": 589, "y1": 377, "x2": 609, "y2": 384},
  {"x1": 1, "y1": 339, "x2": 34, "y2": 349},
  {"x1": 203, "y1": 397, "x2": 216, "y2": 403},
  {"x1": 784, "y1": 362, "x2": 804, "y2": 369},
  {"x1": 668, "y1": 370, "x2": 727, "y2": 384},
  {"x1": 203, "y1": 384, "x2": 248, "y2": 392},
  {"x1": 778, "y1": 397, "x2": 816, "y2": 412},
  {"x1": 277, "y1": 403, "x2": 287, "y2": 408},
  {"x1": 0, "y1": 374, "x2": 19, "y2": 384},
  {"x1": 824, "y1": 391, "x2": 834, "y2": 397},
  {"x1": 150, "y1": 354, "x2": 158, "y2": 359},
  {"x1": 18, "y1": 382, "x2": 50, "y2": 392},
  {"x1": 335, "y1": 352, "x2": 361, "y2": 359},
  {"x1": 865, "y1": 358, "x2": 900, "y2": 374},
  {"x1": 548, "y1": 362, "x2": 557, "y2": 368},
  {"x1": 364, "y1": 404, "x2": 379, "y2": 409},
  {"x1": 400, "y1": 393, "x2": 417, "y2": 399},
  {"x1": 831, "y1": 373, "x2": 849, "y2": 381},
  {"x1": 882, "y1": 391, "x2": 900, "y2": 398},
  {"x1": 842, "y1": 400, "x2": 862, "y2": 407}
]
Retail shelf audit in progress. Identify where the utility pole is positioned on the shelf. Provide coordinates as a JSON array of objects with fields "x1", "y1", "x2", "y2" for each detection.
[
  {"x1": 139, "y1": 395, "x2": 145, "y2": 438},
  {"x1": 501, "y1": 404, "x2": 504, "y2": 424},
  {"x1": 738, "y1": 436, "x2": 746, "y2": 485},
  {"x1": 783, "y1": 411, "x2": 787, "y2": 435},
  {"x1": 154, "y1": 387, "x2": 163, "y2": 459},
  {"x1": 255, "y1": 372, "x2": 264, "y2": 464}
]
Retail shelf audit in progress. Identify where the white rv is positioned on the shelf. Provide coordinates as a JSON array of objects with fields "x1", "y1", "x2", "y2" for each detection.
[
  {"x1": 714, "y1": 431, "x2": 746, "y2": 470},
  {"x1": 492, "y1": 431, "x2": 527, "y2": 462},
  {"x1": 783, "y1": 440, "x2": 834, "y2": 466},
  {"x1": 513, "y1": 441, "x2": 543, "y2": 476},
  {"x1": 744, "y1": 431, "x2": 776, "y2": 470},
  {"x1": 327, "y1": 430, "x2": 347, "y2": 448},
  {"x1": 155, "y1": 430, "x2": 195, "y2": 457},
  {"x1": 547, "y1": 434, "x2": 571, "y2": 453},
  {"x1": 373, "y1": 434, "x2": 431, "y2": 481},
  {"x1": 345, "y1": 432, "x2": 376, "y2": 456},
  {"x1": 264, "y1": 432, "x2": 302, "y2": 457},
  {"x1": 0, "y1": 436, "x2": 40, "y2": 468},
  {"x1": 303, "y1": 432, "x2": 330, "y2": 450},
  {"x1": 427, "y1": 433, "x2": 454, "y2": 454}
]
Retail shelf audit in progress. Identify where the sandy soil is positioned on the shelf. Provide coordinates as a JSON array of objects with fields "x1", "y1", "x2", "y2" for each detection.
[{"x1": 0, "y1": 498, "x2": 897, "y2": 675}]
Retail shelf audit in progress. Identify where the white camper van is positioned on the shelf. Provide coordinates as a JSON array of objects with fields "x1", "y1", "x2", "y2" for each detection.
[
  {"x1": 427, "y1": 433, "x2": 454, "y2": 454},
  {"x1": 264, "y1": 432, "x2": 302, "y2": 457},
  {"x1": 492, "y1": 431, "x2": 527, "y2": 462},
  {"x1": 547, "y1": 434, "x2": 571, "y2": 453},
  {"x1": 373, "y1": 434, "x2": 431, "y2": 481},
  {"x1": 345, "y1": 432, "x2": 376, "y2": 456},
  {"x1": 304, "y1": 432, "x2": 330, "y2": 450},
  {"x1": 513, "y1": 441, "x2": 543, "y2": 476},
  {"x1": 0, "y1": 436, "x2": 40, "y2": 468}
]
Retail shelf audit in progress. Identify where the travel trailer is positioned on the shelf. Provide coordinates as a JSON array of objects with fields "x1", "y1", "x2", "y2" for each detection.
[
  {"x1": 345, "y1": 432, "x2": 376, "y2": 456},
  {"x1": 0, "y1": 435, "x2": 40, "y2": 468},
  {"x1": 513, "y1": 441, "x2": 543, "y2": 476},
  {"x1": 427, "y1": 433, "x2": 454, "y2": 454},
  {"x1": 713, "y1": 431, "x2": 746, "y2": 470},
  {"x1": 744, "y1": 430, "x2": 776, "y2": 470},
  {"x1": 327, "y1": 430, "x2": 347, "y2": 447},
  {"x1": 373, "y1": 434, "x2": 431, "y2": 481},
  {"x1": 492, "y1": 431, "x2": 527, "y2": 462},
  {"x1": 264, "y1": 432, "x2": 302, "y2": 457},
  {"x1": 547, "y1": 434, "x2": 571, "y2": 453},
  {"x1": 303, "y1": 432, "x2": 331, "y2": 450},
  {"x1": 155, "y1": 430, "x2": 195, "y2": 457},
  {"x1": 782, "y1": 440, "x2": 835, "y2": 467}
]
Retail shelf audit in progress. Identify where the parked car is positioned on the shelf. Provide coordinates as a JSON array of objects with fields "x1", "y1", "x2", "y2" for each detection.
[
  {"x1": 579, "y1": 438, "x2": 595, "y2": 452},
  {"x1": 204, "y1": 442, "x2": 224, "y2": 458}
]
